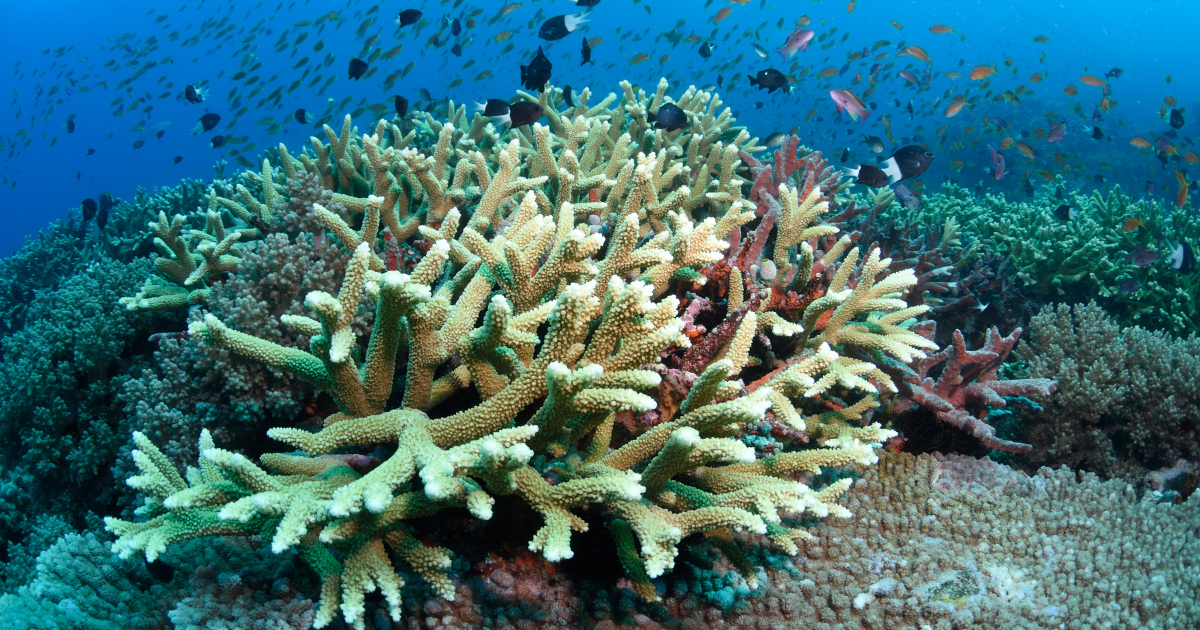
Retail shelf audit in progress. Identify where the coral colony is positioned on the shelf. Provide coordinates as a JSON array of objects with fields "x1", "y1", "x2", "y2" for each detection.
[{"x1": 1, "y1": 79, "x2": 1197, "y2": 630}]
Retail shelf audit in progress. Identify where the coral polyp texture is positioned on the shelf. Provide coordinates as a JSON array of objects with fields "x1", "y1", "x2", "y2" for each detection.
[{"x1": 104, "y1": 80, "x2": 935, "y2": 629}]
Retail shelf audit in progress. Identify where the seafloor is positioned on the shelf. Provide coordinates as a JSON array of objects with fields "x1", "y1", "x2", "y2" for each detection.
[{"x1": 0, "y1": 80, "x2": 1196, "y2": 630}]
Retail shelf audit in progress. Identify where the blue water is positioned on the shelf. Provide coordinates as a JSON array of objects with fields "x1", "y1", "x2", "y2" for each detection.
[{"x1": 1, "y1": 0, "x2": 1197, "y2": 255}]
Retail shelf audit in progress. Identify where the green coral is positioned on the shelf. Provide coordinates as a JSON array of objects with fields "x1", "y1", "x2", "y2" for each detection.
[{"x1": 893, "y1": 179, "x2": 1200, "y2": 334}]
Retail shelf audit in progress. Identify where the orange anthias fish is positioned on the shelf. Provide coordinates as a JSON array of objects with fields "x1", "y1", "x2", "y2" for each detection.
[
  {"x1": 1130, "y1": 137, "x2": 1152, "y2": 149},
  {"x1": 969, "y1": 64, "x2": 996, "y2": 80},
  {"x1": 1122, "y1": 218, "x2": 1145, "y2": 231},
  {"x1": 629, "y1": 53, "x2": 650, "y2": 65},
  {"x1": 1079, "y1": 75, "x2": 1106, "y2": 87},
  {"x1": 929, "y1": 24, "x2": 955, "y2": 34},
  {"x1": 1037, "y1": 169, "x2": 1054, "y2": 181},
  {"x1": 1015, "y1": 141, "x2": 1035, "y2": 158},
  {"x1": 890, "y1": 20, "x2": 903, "y2": 30},
  {"x1": 905, "y1": 46, "x2": 931, "y2": 64},
  {"x1": 944, "y1": 71, "x2": 962, "y2": 79},
  {"x1": 711, "y1": 7, "x2": 732, "y2": 22},
  {"x1": 1063, "y1": 85, "x2": 1078, "y2": 96},
  {"x1": 1001, "y1": 136, "x2": 1014, "y2": 149},
  {"x1": 1164, "y1": 96, "x2": 1177, "y2": 107},
  {"x1": 945, "y1": 101, "x2": 965, "y2": 117},
  {"x1": 1184, "y1": 152, "x2": 1200, "y2": 165},
  {"x1": 847, "y1": 0, "x2": 856, "y2": 13},
  {"x1": 1174, "y1": 170, "x2": 1190, "y2": 208},
  {"x1": 1032, "y1": 35, "x2": 1050, "y2": 43},
  {"x1": 1030, "y1": 72, "x2": 1043, "y2": 83}
]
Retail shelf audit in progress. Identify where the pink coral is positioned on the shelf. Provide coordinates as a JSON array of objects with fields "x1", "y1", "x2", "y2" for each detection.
[
  {"x1": 740, "y1": 138, "x2": 843, "y2": 218},
  {"x1": 895, "y1": 326, "x2": 1056, "y2": 453}
]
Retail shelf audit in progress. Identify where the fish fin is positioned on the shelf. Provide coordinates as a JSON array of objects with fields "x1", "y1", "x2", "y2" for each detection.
[
  {"x1": 565, "y1": 13, "x2": 589, "y2": 31},
  {"x1": 842, "y1": 166, "x2": 861, "y2": 178},
  {"x1": 878, "y1": 158, "x2": 903, "y2": 183}
]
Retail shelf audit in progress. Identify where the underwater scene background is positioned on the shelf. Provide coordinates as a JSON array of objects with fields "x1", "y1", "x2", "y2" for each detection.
[{"x1": 0, "y1": 0, "x2": 1197, "y2": 628}]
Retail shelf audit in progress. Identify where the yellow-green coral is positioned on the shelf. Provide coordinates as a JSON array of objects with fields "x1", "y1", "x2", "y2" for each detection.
[{"x1": 105, "y1": 79, "x2": 938, "y2": 630}]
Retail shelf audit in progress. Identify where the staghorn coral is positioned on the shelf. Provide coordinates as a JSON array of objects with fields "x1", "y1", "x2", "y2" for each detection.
[
  {"x1": 892, "y1": 323, "x2": 1056, "y2": 454},
  {"x1": 1014, "y1": 301, "x2": 1200, "y2": 479},
  {"x1": 103, "y1": 79, "x2": 941, "y2": 630}
]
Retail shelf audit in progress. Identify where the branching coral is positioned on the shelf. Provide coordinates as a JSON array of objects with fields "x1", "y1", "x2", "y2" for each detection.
[
  {"x1": 894, "y1": 323, "x2": 1056, "y2": 453},
  {"x1": 1015, "y1": 301, "x2": 1200, "y2": 478},
  {"x1": 103, "y1": 80, "x2": 944, "y2": 630}
]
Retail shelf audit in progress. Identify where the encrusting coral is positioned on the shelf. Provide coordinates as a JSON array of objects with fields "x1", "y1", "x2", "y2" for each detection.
[{"x1": 105, "y1": 79, "x2": 941, "y2": 629}]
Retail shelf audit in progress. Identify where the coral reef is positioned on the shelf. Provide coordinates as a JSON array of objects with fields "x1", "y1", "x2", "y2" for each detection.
[
  {"x1": 1014, "y1": 302, "x2": 1200, "y2": 478},
  {"x1": 896, "y1": 180, "x2": 1200, "y2": 336},
  {"x1": 1, "y1": 74, "x2": 1194, "y2": 630},
  {"x1": 104, "y1": 80, "x2": 934, "y2": 630},
  {"x1": 893, "y1": 323, "x2": 1056, "y2": 453},
  {"x1": 366, "y1": 453, "x2": 1200, "y2": 630}
]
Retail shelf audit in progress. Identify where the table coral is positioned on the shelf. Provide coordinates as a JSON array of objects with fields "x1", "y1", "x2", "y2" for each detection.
[{"x1": 105, "y1": 79, "x2": 940, "y2": 630}]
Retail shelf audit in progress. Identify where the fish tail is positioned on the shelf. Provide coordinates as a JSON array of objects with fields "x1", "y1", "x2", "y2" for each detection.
[{"x1": 774, "y1": 47, "x2": 787, "y2": 61}]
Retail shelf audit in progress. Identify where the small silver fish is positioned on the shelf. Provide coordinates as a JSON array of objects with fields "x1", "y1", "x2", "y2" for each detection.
[
  {"x1": 764, "y1": 132, "x2": 786, "y2": 147},
  {"x1": 752, "y1": 42, "x2": 769, "y2": 58}
]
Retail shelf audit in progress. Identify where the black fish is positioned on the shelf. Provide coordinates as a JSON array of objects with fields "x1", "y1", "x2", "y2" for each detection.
[
  {"x1": 699, "y1": 42, "x2": 714, "y2": 59},
  {"x1": 451, "y1": 17, "x2": 462, "y2": 36},
  {"x1": 1092, "y1": 125, "x2": 1103, "y2": 140},
  {"x1": 86, "y1": 148, "x2": 95, "y2": 155},
  {"x1": 396, "y1": 9, "x2": 422, "y2": 27},
  {"x1": 846, "y1": 164, "x2": 889, "y2": 187},
  {"x1": 648, "y1": 103, "x2": 688, "y2": 132},
  {"x1": 184, "y1": 84, "x2": 204, "y2": 104},
  {"x1": 155, "y1": 130, "x2": 165, "y2": 139},
  {"x1": 520, "y1": 47, "x2": 552, "y2": 92},
  {"x1": 295, "y1": 108, "x2": 308, "y2": 124},
  {"x1": 839, "y1": 148, "x2": 850, "y2": 163},
  {"x1": 451, "y1": 43, "x2": 462, "y2": 57},
  {"x1": 65, "y1": 117, "x2": 75, "y2": 133},
  {"x1": 1105, "y1": 67, "x2": 1123, "y2": 79},
  {"x1": 81, "y1": 198, "x2": 98, "y2": 221},
  {"x1": 97, "y1": 193, "x2": 116, "y2": 230},
  {"x1": 394, "y1": 95, "x2": 409, "y2": 117},
  {"x1": 563, "y1": 85, "x2": 575, "y2": 107},
  {"x1": 478, "y1": 98, "x2": 510, "y2": 117},
  {"x1": 173, "y1": 155, "x2": 183, "y2": 164},
  {"x1": 145, "y1": 559, "x2": 175, "y2": 582},
  {"x1": 132, "y1": 140, "x2": 145, "y2": 149},
  {"x1": 876, "y1": 145, "x2": 935, "y2": 182},
  {"x1": 211, "y1": 135, "x2": 227, "y2": 148},
  {"x1": 501, "y1": 101, "x2": 544, "y2": 128},
  {"x1": 1170, "y1": 241, "x2": 1196, "y2": 274},
  {"x1": 1146, "y1": 180, "x2": 1156, "y2": 194},
  {"x1": 755, "y1": 101, "x2": 763, "y2": 109},
  {"x1": 348, "y1": 58, "x2": 369, "y2": 80},
  {"x1": 748, "y1": 68, "x2": 789, "y2": 93},
  {"x1": 716, "y1": 74, "x2": 723, "y2": 88},
  {"x1": 573, "y1": 0, "x2": 602, "y2": 6},
  {"x1": 197, "y1": 112, "x2": 220, "y2": 133},
  {"x1": 539, "y1": 15, "x2": 585, "y2": 41},
  {"x1": 1169, "y1": 108, "x2": 1185, "y2": 130},
  {"x1": 581, "y1": 36, "x2": 593, "y2": 65},
  {"x1": 1053, "y1": 204, "x2": 1077, "y2": 221}
]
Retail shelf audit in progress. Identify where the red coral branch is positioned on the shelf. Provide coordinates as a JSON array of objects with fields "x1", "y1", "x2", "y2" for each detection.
[{"x1": 896, "y1": 325, "x2": 1055, "y2": 453}]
